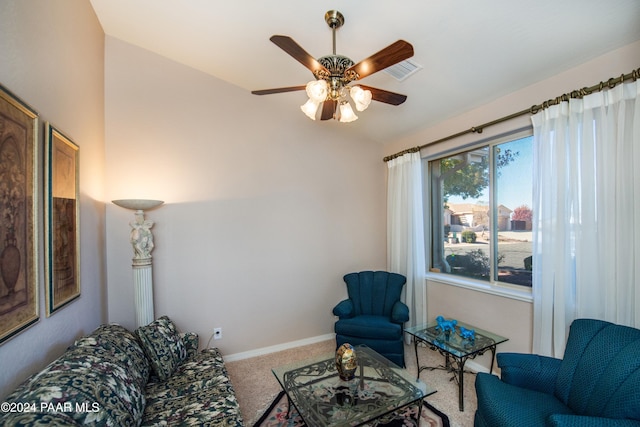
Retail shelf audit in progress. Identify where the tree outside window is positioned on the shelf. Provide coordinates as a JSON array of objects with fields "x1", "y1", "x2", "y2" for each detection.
[{"x1": 429, "y1": 135, "x2": 533, "y2": 288}]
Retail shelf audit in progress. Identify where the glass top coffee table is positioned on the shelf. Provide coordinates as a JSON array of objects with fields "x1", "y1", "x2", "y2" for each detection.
[
  {"x1": 272, "y1": 345, "x2": 434, "y2": 426},
  {"x1": 405, "y1": 321, "x2": 508, "y2": 412}
]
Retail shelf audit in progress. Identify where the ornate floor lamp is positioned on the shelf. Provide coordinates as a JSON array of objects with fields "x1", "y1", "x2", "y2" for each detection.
[{"x1": 112, "y1": 199, "x2": 164, "y2": 327}]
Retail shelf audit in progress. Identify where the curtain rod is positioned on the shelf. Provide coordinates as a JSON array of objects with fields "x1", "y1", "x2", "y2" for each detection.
[{"x1": 383, "y1": 67, "x2": 640, "y2": 163}]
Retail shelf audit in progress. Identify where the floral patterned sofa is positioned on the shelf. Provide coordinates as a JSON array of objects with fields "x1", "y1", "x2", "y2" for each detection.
[{"x1": 0, "y1": 316, "x2": 243, "y2": 426}]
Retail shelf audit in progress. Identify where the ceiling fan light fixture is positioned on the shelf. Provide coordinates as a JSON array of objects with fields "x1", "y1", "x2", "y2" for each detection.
[
  {"x1": 339, "y1": 102, "x2": 358, "y2": 123},
  {"x1": 306, "y1": 80, "x2": 329, "y2": 103},
  {"x1": 301, "y1": 98, "x2": 320, "y2": 120},
  {"x1": 251, "y1": 10, "x2": 413, "y2": 123},
  {"x1": 350, "y1": 86, "x2": 372, "y2": 111}
]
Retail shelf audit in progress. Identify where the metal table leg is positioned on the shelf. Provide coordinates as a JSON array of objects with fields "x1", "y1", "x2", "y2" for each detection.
[
  {"x1": 456, "y1": 357, "x2": 466, "y2": 411},
  {"x1": 406, "y1": 326, "x2": 508, "y2": 413},
  {"x1": 413, "y1": 336, "x2": 498, "y2": 411},
  {"x1": 488, "y1": 345, "x2": 497, "y2": 374}
]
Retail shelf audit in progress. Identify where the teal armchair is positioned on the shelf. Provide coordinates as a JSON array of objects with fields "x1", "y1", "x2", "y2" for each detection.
[
  {"x1": 333, "y1": 271, "x2": 408, "y2": 367},
  {"x1": 474, "y1": 318, "x2": 640, "y2": 426}
]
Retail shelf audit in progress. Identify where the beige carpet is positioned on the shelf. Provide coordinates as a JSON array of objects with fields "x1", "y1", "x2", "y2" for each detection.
[{"x1": 225, "y1": 340, "x2": 477, "y2": 427}]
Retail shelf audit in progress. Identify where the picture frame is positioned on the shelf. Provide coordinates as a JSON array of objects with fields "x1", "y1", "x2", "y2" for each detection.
[
  {"x1": 45, "y1": 122, "x2": 80, "y2": 316},
  {"x1": 0, "y1": 84, "x2": 39, "y2": 344}
]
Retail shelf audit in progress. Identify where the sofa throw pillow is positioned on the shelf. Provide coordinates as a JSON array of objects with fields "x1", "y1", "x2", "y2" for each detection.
[{"x1": 135, "y1": 316, "x2": 187, "y2": 381}]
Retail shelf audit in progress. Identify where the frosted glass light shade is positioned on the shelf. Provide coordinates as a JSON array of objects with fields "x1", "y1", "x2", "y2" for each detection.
[
  {"x1": 112, "y1": 199, "x2": 164, "y2": 211},
  {"x1": 339, "y1": 102, "x2": 358, "y2": 123},
  {"x1": 350, "y1": 86, "x2": 372, "y2": 111},
  {"x1": 300, "y1": 99, "x2": 320, "y2": 120},
  {"x1": 305, "y1": 80, "x2": 329, "y2": 102}
]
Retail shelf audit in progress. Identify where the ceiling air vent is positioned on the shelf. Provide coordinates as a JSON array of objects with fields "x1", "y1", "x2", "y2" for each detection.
[{"x1": 383, "y1": 59, "x2": 422, "y2": 81}]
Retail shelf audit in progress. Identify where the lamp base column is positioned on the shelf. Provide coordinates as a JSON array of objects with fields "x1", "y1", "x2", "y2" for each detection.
[{"x1": 133, "y1": 260, "x2": 154, "y2": 328}]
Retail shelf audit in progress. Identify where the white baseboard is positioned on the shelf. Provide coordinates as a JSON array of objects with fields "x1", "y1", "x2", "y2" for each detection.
[
  {"x1": 223, "y1": 333, "x2": 335, "y2": 362},
  {"x1": 464, "y1": 359, "x2": 490, "y2": 374},
  {"x1": 223, "y1": 335, "x2": 494, "y2": 376}
]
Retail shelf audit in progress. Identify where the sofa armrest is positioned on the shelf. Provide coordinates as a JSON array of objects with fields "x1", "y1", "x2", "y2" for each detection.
[
  {"x1": 548, "y1": 414, "x2": 640, "y2": 426},
  {"x1": 181, "y1": 332, "x2": 199, "y2": 359},
  {"x1": 391, "y1": 301, "x2": 409, "y2": 323},
  {"x1": 497, "y1": 353, "x2": 561, "y2": 394},
  {"x1": 333, "y1": 299, "x2": 354, "y2": 319}
]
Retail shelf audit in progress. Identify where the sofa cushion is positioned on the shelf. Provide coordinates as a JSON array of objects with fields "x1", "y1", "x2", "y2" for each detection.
[
  {"x1": 182, "y1": 331, "x2": 200, "y2": 359},
  {"x1": 142, "y1": 348, "x2": 243, "y2": 426},
  {"x1": 145, "y1": 348, "x2": 229, "y2": 403},
  {"x1": 136, "y1": 316, "x2": 187, "y2": 381},
  {"x1": 1, "y1": 335, "x2": 148, "y2": 426},
  {"x1": 141, "y1": 385, "x2": 243, "y2": 427},
  {"x1": 554, "y1": 319, "x2": 640, "y2": 419},
  {"x1": 475, "y1": 373, "x2": 575, "y2": 427},
  {"x1": 343, "y1": 271, "x2": 406, "y2": 317},
  {"x1": 74, "y1": 323, "x2": 150, "y2": 388},
  {"x1": 498, "y1": 353, "x2": 562, "y2": 394},
  {"x1": 335, "y1": 314, "x2": 403, "y2": 340}
]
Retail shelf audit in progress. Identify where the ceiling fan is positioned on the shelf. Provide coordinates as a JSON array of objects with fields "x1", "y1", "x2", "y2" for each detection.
[{"x1": 251, "y1": 10, "x2": 414, "y2": 122}]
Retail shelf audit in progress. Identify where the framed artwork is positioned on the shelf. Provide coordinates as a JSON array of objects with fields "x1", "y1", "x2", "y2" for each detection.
[
  {"x1": 45, "y1": 123, "x2": 80, "y2": 316},
  {"x1": 0, "y1": 84, "x2": 39, "y2": 344}
]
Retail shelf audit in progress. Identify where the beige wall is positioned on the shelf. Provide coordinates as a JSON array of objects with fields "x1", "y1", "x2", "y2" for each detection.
[
  {"x1": 0, "y1": 1, "x2": 106, "y2": 398},
  {"x1": 104, "y1": 37, "x2": 387, "y2": 355},
  {"x1": 386, "y1": 40, "x2": 640, "y2": 362},
  {"x1": 426, "y1": 280, "x2": 532, "y2": 371}
]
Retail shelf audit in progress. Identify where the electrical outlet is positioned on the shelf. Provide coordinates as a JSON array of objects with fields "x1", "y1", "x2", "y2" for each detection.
[{"x1": 213, "y1": 327, "x2": 222, "y2": 340}]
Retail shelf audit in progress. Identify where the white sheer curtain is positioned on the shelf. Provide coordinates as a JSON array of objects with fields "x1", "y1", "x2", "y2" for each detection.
[
  {"x1": 387, "y1": 152, "x2": 427, "y2": 341},
  {"x1": 532, "y1": 80, "x2": 640, "y2": 357}
]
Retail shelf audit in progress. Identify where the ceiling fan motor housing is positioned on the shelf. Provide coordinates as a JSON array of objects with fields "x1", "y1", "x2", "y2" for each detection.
[
  {"x1": 317, "y1": 55, "x2": 356, "y2": 101},
  {"x1": 318, "y1": 55, "x2": 354, "y2": 77}
]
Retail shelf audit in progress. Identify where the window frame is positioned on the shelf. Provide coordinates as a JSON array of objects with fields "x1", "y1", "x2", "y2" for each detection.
[{"x1": 423, "y1": 128, "x2": 534, "y2": 303}]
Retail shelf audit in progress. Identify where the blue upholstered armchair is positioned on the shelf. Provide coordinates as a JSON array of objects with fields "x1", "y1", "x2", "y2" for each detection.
[
  {"x1": 474, "y1": 318, "x2": 640, "y2": 426},
  {"x1": 333, "y1": 271, "x2": 409, "y2": 367}
]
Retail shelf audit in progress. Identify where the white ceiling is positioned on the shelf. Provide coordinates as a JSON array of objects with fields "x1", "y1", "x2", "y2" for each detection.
[{"x1": 89, "y1": 0, "x2": 640, "y2": 144}]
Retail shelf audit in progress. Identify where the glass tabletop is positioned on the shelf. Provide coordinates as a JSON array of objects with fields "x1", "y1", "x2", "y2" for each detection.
[
  {"x1": 405, "y1": 321, "x2": 508, "y2": 358},
  {"x1": 272, "y1": 345, "x2": 434, "y2": 427}
]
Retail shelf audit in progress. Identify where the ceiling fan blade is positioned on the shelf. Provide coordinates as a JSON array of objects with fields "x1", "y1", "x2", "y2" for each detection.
[
  {"x1": 346, "y1": 40, "x2": 414, "y2": 80},
  {"x1": 320, "y1": 100, "x2": 336, "y2": 120},
  {"x1": 270, "y1": 35, "x2": 330, "y2": 75},
  {"x1": 358, "y1": 85, "x2": 407, "y2": 105},
  {"x1": 251, "y1": 85, "x2": 306, "y2": 95}
]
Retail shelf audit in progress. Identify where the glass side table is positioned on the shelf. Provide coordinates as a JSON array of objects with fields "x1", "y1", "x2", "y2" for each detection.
[
  {"x1": 405, "y1": 321, "x2": 508, "y2": 411},
  {"x1": 272, "y1": 345, "x2": 435, "y2": 426}
]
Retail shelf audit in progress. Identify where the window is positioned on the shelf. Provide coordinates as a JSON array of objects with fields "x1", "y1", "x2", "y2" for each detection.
[{"x1": 428, "y1": 133, "x2": 533, "y2": 288}]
